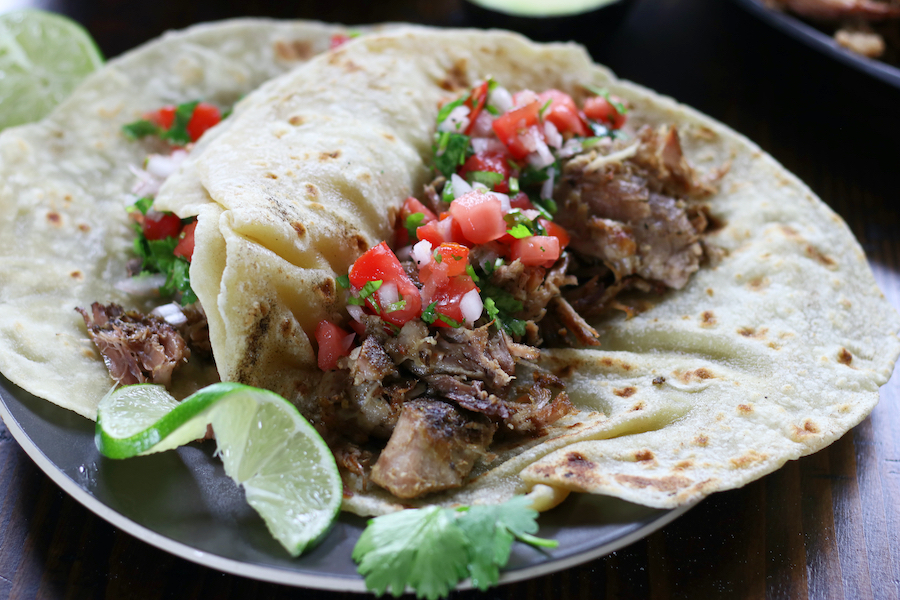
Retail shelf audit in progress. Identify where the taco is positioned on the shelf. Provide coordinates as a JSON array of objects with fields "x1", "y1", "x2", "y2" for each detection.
[
  {"x1": 0, "y1": 18, "x2": 363, "y2": 417},
  {"x1": 1, "y1": 24, "x2": 897, "y2": 517}
]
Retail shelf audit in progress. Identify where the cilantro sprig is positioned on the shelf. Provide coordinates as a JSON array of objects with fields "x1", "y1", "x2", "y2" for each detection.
[
  {"x1": 353, "y1": 496, "x2": 557, "y2": 599},
  {"x1": 122, "y1": 100, "x2": 200, "y2": 146},
  {"x1": 131, "y1": 212, "x2": 197, "y2": 305}
]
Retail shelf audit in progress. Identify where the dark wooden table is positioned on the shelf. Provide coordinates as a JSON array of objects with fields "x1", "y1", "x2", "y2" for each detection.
[{"x1": 2, "y1": 0, "x2": 899, "y2": 597}]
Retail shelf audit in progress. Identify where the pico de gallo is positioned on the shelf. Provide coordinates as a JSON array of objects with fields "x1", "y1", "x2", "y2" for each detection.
[{"x1": 310, "y1": 79, "x2": 720, "y2": 500}]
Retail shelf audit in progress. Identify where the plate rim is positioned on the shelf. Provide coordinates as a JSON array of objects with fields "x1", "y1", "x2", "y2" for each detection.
[
  {"x1": 0, "y1": 378, "x2": 693, "y2": 592},
  {"x1": 732, "y1": 0, "x2": 900, "y2": 89}
]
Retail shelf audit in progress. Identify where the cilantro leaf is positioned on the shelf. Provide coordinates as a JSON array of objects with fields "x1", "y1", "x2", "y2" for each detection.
[
  {"x1": 353, "y1": 506, "x2": 469, "y2": 600},
  {"x1": 467, "y1": 170, "x2": 503, "y2": 189},
  {"x1": 433, "y1": 132, "x2": 471, "y2": 179},
  {"x1": 159, "y1": 101, "x2": 199, "y2": 146},
  {"x1": 456, "y1": 496, "x2": 557, "y2": 590},
  {"x1": 441, "y1": 179, "x2": 455, "y2": 203},
  {"x1": 405, "y1": 212, "x2": 426, "y2": 240},
  {"x1": 506, "y1": 224, "x2": 532, "y2": 239},
  {"x1": 131, "y1": 196, "x2": 154, "y2": 215},
  {"x1": 435, "y1": 96, "x2": 467, "y2": 127},
  {"x1": 122, "y1": 119, "x2": 160, "y2": 140},
  {"x1": 336, "y1": 274, "x2": 351, "y2": 289},
  {"x1": 352, "y1": 497, "x2": 557, "y2": 598}
]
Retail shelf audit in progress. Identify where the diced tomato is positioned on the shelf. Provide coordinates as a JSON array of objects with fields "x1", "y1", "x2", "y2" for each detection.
[
  {"x1": 509, "y1": 235, "x2": 560, "y2": 267},
  {"x1": 537, "y1": 89, "x2": 590, "y2": 137},
  {"x1": 463, "y1": 80, "x2": 491, "y2": 135},
  {"x1": 186, "y1": 103, "x2": 221, "y2": 142},
  {"x1": 428, "y1": 275, "x2": 478, "y2": 328},
  {"x1": 539, "y1": 218, "x2": 570, "y2": 249},
  {"x1": 173, "y1": 220, "x2": 197, "y2": 262},
  {"x1": 492, "y1": 101, "x2": 542, "y2": 160},
  {"x1": 315, "y1": 320, "x2": 354, "y2": 371},
  {"x1": 330, "y1": 33, "x2": 351, "y2": 49},
  {"x1": 349, "y1": 242, "x2": 422, "y2": 326},
  {"x1": 145, "y1": 103, "x2": 221, "y2": 143},
  {"x1": 458, "y1": 151, "x2": 512, "y2": 193},
  {"x1": 584, "y1": 95, "x2": 627, "y2": 129},
  {"x1": 142, "y1": 211, "x2": 183, "y2": 241},
  {"x1": 431, "y1": 243, "x2": 469, "y2": 277},
  {"x1": 416, "y1": 214, "x2": 470, "y2": 247},
  {"x1": 448, "y1": 191, "x2": 508, "y2": 245},
  {"x1": 147, "y1": 106, "x2": 176, "y2": 130},
  {"x1": 396, "y1": 196, "x2": 437, "y2": 246},
  {"x1": 509, "y1": 193, "x2": 534, "y2": 211}
]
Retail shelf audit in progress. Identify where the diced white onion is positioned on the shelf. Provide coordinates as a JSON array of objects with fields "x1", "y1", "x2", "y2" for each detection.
[
  {"x1": 151, "y1": 302, "x2": 188, "y2": 327},
  {"x1": 450, "y1": 173, "x2": 472, "y2": 198},
  {"x1": 541, "y1": 167, "x2": 556, "y2": 200},
  {"x1": 346, "y1": 304, "x2": 366, "y2": 323},
  {"x1": 470, "y1": 110, "x2": 495, "y2": 137},
  {"x1": 146, "y1": 149, "x2": 188, "y2": 179},
  {"x1": 470, "y1": 137, "x2": 506, "y2": 155},
  {"x1": 528, "y1": 136, "x2": 556, "y2": 169},
  {"x1": 378, "y1": 282, "x2": 399, "y2": 307},
  {"x1": 490, "y1": 192, "x2": 511, "y2": 213},
  {"x1": 489, "y1": 86, "x2": 514, "y2": 113},
  {"x1": 438, "y1": 105, "x2": 471, "y2": 133},
  {"x1": 413, "y1": 239, "x2": 433, "y2": 268},
  {"x1": 460, "y1": 288, "x2": 483, "y2": 326},
  {"x1": 519, "y1": 126, "x2": 540, "y2": 153},
  {"x1": 114, "y1": 273, "x2": 167, "y2": 296},
  {"x1": 512, "y1": 89, "x2": 538, "y2": 109},
  {"x1": 523, "y1": 209, "x2": 541, "y2": 221},
  {"x1": 128, "y1": 165, "x2": 161, "y2": 197},
  {"x1": 558, "y1": 138, "x2": 585, "y2": 158},
  {"x1": 544, "y1": 120, "x2": 563, "y2": 149},
  {"x1": 472, "y1": 182, "x2": 488, "y2": 191},
  {"x1": 395, "y1": 245, "x2": 413, "y2": 261}
]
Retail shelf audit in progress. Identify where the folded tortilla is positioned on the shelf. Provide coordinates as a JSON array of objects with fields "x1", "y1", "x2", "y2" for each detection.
[
  {"x1": 1, "y1": 23, "x2": 897, "y2": 515},
  {"x1": 0, "y1": 19, "x2": 359, "y2": 417}
]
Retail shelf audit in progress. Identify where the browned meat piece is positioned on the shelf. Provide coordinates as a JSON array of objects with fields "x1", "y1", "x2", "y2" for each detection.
[
  {"x1": 550, "y1": 296, "x2": 600, "y2": 346},
  {"x1": 77, "y1": 302, "x2": 188, "y2": 386},
  {"x1": 370, "y1": 399, "x2": 496, "y2": 498},
  {"x1": 425, "y1": 375, "x2": 511, "y2": 418},
  {"x1": 505, "y1": 371, "x2": 575, "y2": 436},
  {"x1": 488, "y1": 253, "x2": 577, "y2": 322},
  {"x1": 772, "y1": 0, "x2": 900, "y2": 20},
  {"x1": 178, "y1": 304, "x2": 212, "y2": 357},
  {"x1": 631, "y1": 126, "x2": 718, "y2": 199}
]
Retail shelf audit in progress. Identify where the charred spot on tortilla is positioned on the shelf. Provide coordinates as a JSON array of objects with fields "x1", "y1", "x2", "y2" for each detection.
[
  {"x1": 747, "y1": 276, "x2": 770, "y2": 291},
  {"x1": 700, "y1": 310, "x2": 717, "y2": 327},
  {"x1": 288, "y1": 115, "x2": 306, "y2": 126},
  {"x1": 70, "y1": 270, "x2": 84, "y2": 280},
  {"x1": 318, "y1": 150, "x2": 341, "y2": 161},
  {"x1": 315, "y1": 278, "x2": 336, "y2": 303},
  {"x1": 737, "y1": 403, "x2": 753, "y2": 414},
  {"x1": 614, "y1": 473, "x2": 692, "y2": 493},
  {"x1": 693, "y1": 435, "x2": 710, "y2": 447},
  {"x1": 614, "y1": 386, "x2": 637, "y2": 398},
  {"x1": 634, "y1": 449, "x2": 654, "y2": 462},
  {"x1": 305, "y1": 183, "x2": 320, "y2": 199},
  {"x1": 234, "y1": 304, "x2": 273, "y2": 382},
  {"x1": 438, "y1": 58, "x2": 469, "y2": 91},
  {"x1": 78, "y1": 223, "x2": 90, "y2": 232},
  {"x1": 652, "y1": 376, "x2": 666, "y2": 385},
  {"x1": 838, "y1": 348, "x2": 853, "y2": 366},
  {"x1": 274, "y1": 39, "x2": 314, "y2": 61},
  {"x1": 730, "y1": 450, "x2": 767, "y2": 469},
  {"x1": 47, "y1": 211, "x2": 62, "y2": 226},
  {"x1": 630, "y1": 401, "x2": 645, "y2": 411},
  {"x1": 806, "y1": 245, "x2": 837, "y2": 268},
  {"x1": 264, "y1": 172, "x2": 278, "y2": 179},
  {"x1": 738, "y1": 326, "x2": 768, "y2": 340},
  {"x1": 291, "y1": 221, "x2": 306, "y2": 237}
]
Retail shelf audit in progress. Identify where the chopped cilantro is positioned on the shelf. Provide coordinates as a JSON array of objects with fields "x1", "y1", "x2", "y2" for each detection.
[
  {"x1": 384, "y1": 299, "x2": 407, "y2": 313},
  {"x1": 466, "y1": 264, "x2": 480, "y2": 282},
  {"x1": 508, "y1": 176, "x2": 520, "y2": 195},
  {"x1": 421, "y1": 302, "x2": 438, "y2": 324},
  {"x1": 433, "y1": 251, "x2": 443, "y2": 263},
  {"x1": 348, "y1": 280, "x2": 383, "y2": 311},
  {"x1": 584, "y1": 84, "x2": 628, "y2": 115},
  {"x1": 438, "y1": 314, "x2": 461, "y2": 328},
  {"x1": 531, "y1": 197, "x2": 557, "y2": 219},
  {"x1": 122, "y1": 119, "x2": 160, "y2": 140},
  {"x1": 467, "y1": 170, "x2": 504, "y2": 189},
  {"x1": 506, "y1": 224, "x2": 532, "y2": 239},
  {"x1": 480, "y1": 285, "x2": 526, "y2": 336},
  {"x1": 405, "y1": 212, "x2": 426, "y2": 240},
  {"x1": 433, "y1": 132, "x2": 471, "y2": 179},
  {"x1": 353, "y1": 496, "x2": 556, "y2": 599},
  {"x1": 538, "y1": 97, "x2": 553, "y2": 119},
  {"x1": 131, "y1": 196, "x2": 154, "y2": 215},
  {"x1": 441, "y1": 179, "x2": 455, "y2": 203},
  {"x1": 159, "y1": 101, "x2": 198, "y2": 146},
  {"x1": 133, "y1": 233, "x2": 197, "y2": 305},
  {"x1": 336, "y1": 274, "x2": 351, "y2": 289},
  {"x1": 436, "y1": 96, "x2": 467, "y2": 127},
  {"x1": 519, "y1": 164, "x2": 549, "y2": 189},
  {"x1": 485, "y1": 104, "x2": 500, "y2": 116}
]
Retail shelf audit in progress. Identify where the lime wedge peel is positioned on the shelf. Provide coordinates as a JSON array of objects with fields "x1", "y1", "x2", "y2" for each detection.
[
  {"x1": 0, "y1": 9, "x2": 104, "y2": 129},
  {"x1": 96, "y1": 382, "x2": 342, "y2": 556}
]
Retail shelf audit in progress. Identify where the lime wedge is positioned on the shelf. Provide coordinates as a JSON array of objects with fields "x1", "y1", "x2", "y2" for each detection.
[
  {"x1": 96, "y1": 382, "x2": 342, "y2": 556},
  {"x1": 0, "y1": 9, "x2": 104, "y2": 129}
]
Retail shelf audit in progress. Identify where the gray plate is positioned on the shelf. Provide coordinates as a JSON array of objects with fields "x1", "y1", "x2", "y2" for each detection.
[{"x1": 0, "y1": 373, "x2": 691, "y2": 591}]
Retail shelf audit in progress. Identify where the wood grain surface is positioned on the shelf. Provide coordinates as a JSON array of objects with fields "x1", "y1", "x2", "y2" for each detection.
[{"x1": 2, "y1": 0, "x2": 899, "y2": 598}]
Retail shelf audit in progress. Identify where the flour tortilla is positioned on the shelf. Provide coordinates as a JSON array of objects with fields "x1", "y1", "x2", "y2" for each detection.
[
  {"x1": 0, "y1": 19, "x2": 363, "y2": 418},
  {"x1": 1, "y1": 24, "x2": 896, "y2": 515},
  {"x1": 150, "y1": 27, "x2": 900, "y2": 514}
]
